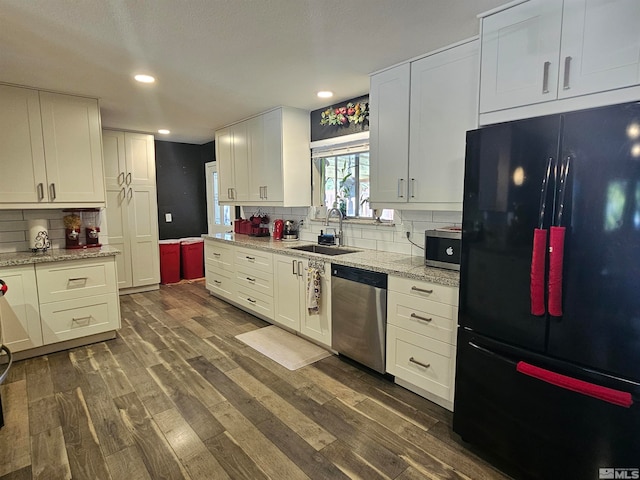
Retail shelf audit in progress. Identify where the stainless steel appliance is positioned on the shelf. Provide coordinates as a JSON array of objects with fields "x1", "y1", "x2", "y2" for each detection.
[
  {"x1": 425, "y1": 229, "x2": 461, "y2": 270},
  {"x1": 331, "y1": 265, "x2": 387, "y2": 373},
  {"x1": 454, "y1": 102, "x2": 640, "y2": 480},
  {"x1": 282, "y1": 220, "x2": 299, "y2": 240},
  {"x1": 0, "y1": 278, "x2": 13, "y2": 429}
]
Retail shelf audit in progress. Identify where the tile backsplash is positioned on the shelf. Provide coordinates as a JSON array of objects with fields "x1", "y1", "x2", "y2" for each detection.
[
  {"x1": 0, "y1": 209, "x2": 108, "y2": 253},
  {"x1": 239, "y1": 206, "x2": 462, "y2": 257}
]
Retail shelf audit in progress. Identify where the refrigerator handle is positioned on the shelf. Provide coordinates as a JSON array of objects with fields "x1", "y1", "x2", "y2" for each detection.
[
  {"x1": 549, "y1": 156, "x2": 571, "y2": 317},
  {"x1": 530, "y1": 157, "x2": 553, "y2": 316},
  {"x1": 468, "y1": 341, "x2": 517, "y2": 366}
]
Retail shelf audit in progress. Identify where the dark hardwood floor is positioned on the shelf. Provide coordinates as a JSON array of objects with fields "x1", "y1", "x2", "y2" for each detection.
[{"x1": 0, "y1": 281, "x2": 510, "y2": 479}]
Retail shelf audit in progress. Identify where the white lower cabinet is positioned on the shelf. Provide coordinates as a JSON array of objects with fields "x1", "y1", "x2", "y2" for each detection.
[
  {"x1": 0, "y1": 256, "x2": 120, "y2": 355},
  {"x1": 0, "y1": 265, "x2": 42, "y2": 352},
  {"x1": 273, "y1": 253, "x2": 331, "y2": 348},
  {"x1": 233, "y1": 247, "x2": 274, "y2": 321},
  {"x1": 386, "y1": 275, "x2": 458, "y2": 411},
  {"x1": 36, "y1": 257, "x2": 120, "y2": 344},
  {"x1": 204, "y1": 240, "x2": 236, "y2": 302}
]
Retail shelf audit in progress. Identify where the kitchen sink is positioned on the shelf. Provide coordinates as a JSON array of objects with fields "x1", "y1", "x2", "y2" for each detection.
[{"x1": 289, "y1": 245, "x2": 359, "y2": 256}]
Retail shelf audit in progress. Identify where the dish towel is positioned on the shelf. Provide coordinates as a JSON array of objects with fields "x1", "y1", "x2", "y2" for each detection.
[
  {"x1": 516, "y1": 361, "x2": 633, "y2": 408},
  {"x1": 307, "y1": 267, "x2": 321, "y2": 315}
]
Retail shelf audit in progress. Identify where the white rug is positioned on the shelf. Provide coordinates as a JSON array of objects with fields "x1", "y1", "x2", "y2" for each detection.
[{"x1": 235, "y1": 325, "x2": 332, "y2": 371}]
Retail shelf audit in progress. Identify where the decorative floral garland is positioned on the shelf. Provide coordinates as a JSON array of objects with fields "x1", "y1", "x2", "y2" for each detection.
[{"x1": 320, "y1": 102, "x2": 368, "y2": 126}]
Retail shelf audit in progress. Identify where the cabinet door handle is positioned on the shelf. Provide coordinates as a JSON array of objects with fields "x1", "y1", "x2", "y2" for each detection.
[
  {"x1": 409, "y1": 357, "x2": 430, "y2": 369},
  {"x1": 563, "y1": 56, "x2": 572, "y2": 90},
  {"x1": 37, "y1": 183, "x2": 45, "y2": 200},
  {"x1": 263, "y1": 186, "x2": 267, "y2": 199},
  {"x1": 398, "y1": 178, "x2": 405, "y2": 198},
  {"x1": 126, "y1": 172, "x2": 132, "y2": 185},
  {"x1": 118, "y1": 172, "x2": 125, "y2": 185},
  {"x1": 542, "y1": 61, "x2": 551, "y2": 94},
  {"x1": 292, "y1": 260, "x2": 297, "y2": 275},
  {"x1": 298, "y1": 261, "x2": 303, "y2": 277},
  {"x1": 231, "y1": 188, "x2": 236, "y2": 200},
  {"x1": 127, "y1": 188, "x2": 133, "y2": 200},
  {"x1": 410, "y1": 313, "x2": 432, "y2": 323},
  {"x1": 411, "y1": 286, "x2": 433, "y2": 294},
  {"x1": 410, "y1": 178, "x2": 415, "y2": 198},
  {"x1": 50, "y1": 183, "x2": 56, "y2": 200},
  {"x1": 72, "y1": 316, "x2": 92, "y2": 325}
]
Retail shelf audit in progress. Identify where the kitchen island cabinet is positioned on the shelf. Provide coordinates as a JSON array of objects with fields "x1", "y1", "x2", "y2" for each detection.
[
  {"x1": 370, "y1": 38, "x2": 478, "y2": 211},
  {"x1": 0, "y1": 85, "x2": 105, "y2": 208},
  {"x1": 479, "y1": 0, "x2": 640, "y2": 124}
]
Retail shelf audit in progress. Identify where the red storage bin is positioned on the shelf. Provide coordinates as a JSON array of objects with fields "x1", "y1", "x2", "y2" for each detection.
[
  {"x1": 180, "y1": 237, "x2": 204, "y2": 280},
  {"x1": 159, "y1": 239, "x2": 181, "y2": 284}
]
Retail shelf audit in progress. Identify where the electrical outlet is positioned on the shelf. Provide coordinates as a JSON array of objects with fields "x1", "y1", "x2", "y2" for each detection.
[
  {"x1": 404, "y1": 224, "x2": 413, "y2": 239},
  {"x1": 165, "y1": 213, "x2": 172, "y2": 223}
]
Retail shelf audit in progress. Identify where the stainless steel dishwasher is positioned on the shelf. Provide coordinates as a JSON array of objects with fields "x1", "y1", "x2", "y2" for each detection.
[{"x1": 331, "y1": 264, "x2": 387, "y2": 373}]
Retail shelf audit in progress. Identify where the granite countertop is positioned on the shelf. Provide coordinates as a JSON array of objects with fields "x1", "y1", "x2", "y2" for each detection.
[
  {"x1": 202, "y1": 233, "x2": 459, "y2": 287},
  {"x1": 0, "y1": 245, "x2": 120, "y2": 267}
]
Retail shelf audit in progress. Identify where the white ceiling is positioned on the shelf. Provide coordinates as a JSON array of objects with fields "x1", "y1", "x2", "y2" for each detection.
[{"x1": 1, "y1": 0, "x2": 506, "y2": 145}]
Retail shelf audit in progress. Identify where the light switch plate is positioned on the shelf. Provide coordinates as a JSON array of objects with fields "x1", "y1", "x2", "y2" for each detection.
[{"x1": 165, "y1": 213, "x2": 172, "y2": 222}]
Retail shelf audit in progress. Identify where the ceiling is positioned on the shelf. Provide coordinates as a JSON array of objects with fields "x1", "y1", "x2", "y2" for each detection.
[{"x1": 1, "y1": 0, "x2": 506, "y2": 145}]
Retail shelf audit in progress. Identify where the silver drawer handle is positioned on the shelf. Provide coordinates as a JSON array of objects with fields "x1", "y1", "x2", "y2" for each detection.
[
  {"x1": 213, "y1": 280, "x2": 222, "y2": 284},
  {"x1": 247, "y1": 298, "x2": 256, "y2": 304},
  {"x1": 213, "y1": 252, "x2": 221, "y2": 257},
  {"x1": 410, "y1": 313, "x2": 432, "y2": 322},
  {"x1": 118, "y1": 172, "x2": 125, "y2": 185},
  {"x1": 37, "y1": 183, "x2": 45, "y2": 200},
  {"x1": 411, "y1": 286, "x2": 433, "y2": 294},
  {"x1": 246, "y1": 256, "x2": 255, "y2": 261},
  {"x1": 68, "y1": 277, "x2": 88, "y2": 282},
  {"x1": 72, "y1": 316, "x2": 92, "y2": 325},
  {"x1": 246, "y1": 277, "x2": 256, "y2": 283},
  {"x1": 409, "y1": 357, "x2": 430, "y2": 369}
]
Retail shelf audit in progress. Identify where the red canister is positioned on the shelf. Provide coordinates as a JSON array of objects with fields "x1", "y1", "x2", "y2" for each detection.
[{"x1": 273, "y1": 219, "x2": 284, "y2": 240}]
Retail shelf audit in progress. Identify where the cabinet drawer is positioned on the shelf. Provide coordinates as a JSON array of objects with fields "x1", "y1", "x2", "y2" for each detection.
[
  {"x1": 36, "y1": 258, "x2": 117, "y2": 303},
  {"x1": 387, "y1": 290, "x2": 457, "y2": 345},
  {"x1": 235, "y1": 247, "x2": 272, "y2": 274},
  {"x1": 388, "y1": 275, "x2": 458, "y2": 306},
  {"x1": 234, "y1": 285, "x2": 274, "y2": 320},
  {"x1": 205, "y1": 241, "x2": 234, "y2": 272},
  {"x1": 40, "y1": 293, "x2": 120, "y2": 344},
  {"x1": 235, "y1": 265, "x2": 273, "y2": 297},
  {"x1": 205, "y1": 266, "x2": 235, "y2": 301},
  {"x1": 386, "y1": 324, "x2": 455, "y2": 401}
]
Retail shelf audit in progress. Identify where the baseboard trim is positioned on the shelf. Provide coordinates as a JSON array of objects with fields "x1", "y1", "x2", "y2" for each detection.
[
  {"x1": 119, "y1": 284, "x2": 160, "y2": 295},
  {"x1": 12, "y1": 331, "x2": 117, "y2": 361}
]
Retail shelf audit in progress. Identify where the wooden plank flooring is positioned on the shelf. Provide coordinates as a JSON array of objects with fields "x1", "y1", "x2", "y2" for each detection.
[{"x1": 0, "y1": 281, "x2": 510, "y2": 480}]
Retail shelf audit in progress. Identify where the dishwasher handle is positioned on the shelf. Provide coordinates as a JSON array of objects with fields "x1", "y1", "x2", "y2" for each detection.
[{"x1": 331, "y1": 264, "x2": 387, "y2": 289}]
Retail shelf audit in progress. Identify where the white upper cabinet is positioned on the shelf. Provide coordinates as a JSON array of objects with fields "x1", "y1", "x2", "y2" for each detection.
[
  {"x1": 370, "y1": 63, "x2": 411, "y2": 204},
  {"x1": 370, "y1": 39, "x2": 478, "y2": 210},
  {"x1": 0, "y1": 85, "x2": 105, "y2": 207},
  {"x1": 480, "y1": 0, "x2": 640, "y2": 120},
  {"x1": 215, "y1": 106, "x2": 310, "y2": 207}
]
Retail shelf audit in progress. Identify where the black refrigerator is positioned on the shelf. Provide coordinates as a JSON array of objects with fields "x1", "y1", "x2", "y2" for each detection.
[{"x1": 454, "y1": 102, "x2": 640, "y2": 480}]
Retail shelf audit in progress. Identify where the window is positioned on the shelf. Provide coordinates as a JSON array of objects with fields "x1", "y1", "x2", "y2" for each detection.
[
  {"x1": 205, "y1": 162, "x2": 234, "y2": 233},
  {"x1": 313, "y1": 142, "x2": 393, "y2": 220}
]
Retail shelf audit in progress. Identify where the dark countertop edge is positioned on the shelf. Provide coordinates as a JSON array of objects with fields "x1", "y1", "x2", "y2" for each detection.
[
  {"x1": 201, "y1": 234, "x2": 459, "y2": 288},
  {"x1": 0, "y1": 246, "x2": 120, "y2": 267}
]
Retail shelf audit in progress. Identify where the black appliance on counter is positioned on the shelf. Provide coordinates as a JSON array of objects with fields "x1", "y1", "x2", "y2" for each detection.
[{"x1": 454, "y1": 102, "x2": 640, "y2": 479}]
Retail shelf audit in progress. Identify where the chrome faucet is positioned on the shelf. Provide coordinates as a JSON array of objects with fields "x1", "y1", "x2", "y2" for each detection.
[{"x1": 325, "y1": 207, "x2": 344, "y2": 246}]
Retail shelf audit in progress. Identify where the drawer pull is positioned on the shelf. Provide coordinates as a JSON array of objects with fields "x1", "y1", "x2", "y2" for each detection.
[
  {"x1": 246, "y1": 256, "x2": 256, "y2": 261},
  {"x1": 411, "y1": 286, "x2": 433, "y2": 294},
  {"x1": 72, "y1": 316, "x2": 92, "y2": 326},
  {"x1": 246, "y1": 277, "x2": 256, "y2": 283},
  {"x1": 409, "y1": 357, "x2": 430, "y2": 369},
  {"x1": 213, "y1": 252, "x2": 221, "y2": 257},
  {"x1": 69, "y1": 277, "x2": 88, "y2": 282},
  {"x1": 213, "y1": 279, "x2": 222, "y2": 284},
  {"x1": 247, "y1": 297, "x2": 256, "y2": 304},
  {"x1": 410, "y1": 313, "x2": 432, "y2": 323}
]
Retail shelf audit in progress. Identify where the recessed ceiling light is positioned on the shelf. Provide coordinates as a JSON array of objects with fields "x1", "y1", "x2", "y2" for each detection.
[
  {"x1": 317, "y1": 91, "x2": 333, "y2": 98},
  {"x1": 134, "y1": 74, "x2": 155, "y2": 83},
  {"x1": 158, "y1": 129, "x2": 170, "y2": 135}
]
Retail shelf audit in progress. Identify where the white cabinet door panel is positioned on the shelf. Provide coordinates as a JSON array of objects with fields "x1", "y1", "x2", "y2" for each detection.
[
  {"x1": 216, "y1": 128, "x2": 235, "y2": 202},
  {"x1": 559, "y1": 0, "x2": 640, "y2": 99},
  {"x1": 480, "y1": 0, "x2": 563, "y2": 113},
  {"x1": 231, "y1": 122, "x2": 250, "y2": 202},
  {"x1": 261, "y1": 109, "x2": 284, "y2": 202},
  {"x1": 40, "y1": 92, "x2": 104, "y2": 203},
  {"x1": 126, "y1": 133, "x2": 156, "y2": 186},
  {"x1": 0, "y1": 85, "x2": 47, "y2": 203},
  {"x1": 370, "y1": 63, "x2": 411, "y2": 203},
  {"x1": 106, "y1": 188, "x2": 132, "y2": 289},
  {"x1": 102, "y1": 130, "x2": 127, "y2": 190},
  {"x1": 273, "y1": 254, "x2": 302, "y2": 331},
  {"x1": 0, "y1": 266, "x2": 42, "y2": 352},
  {"x1": 129, "y1": 186, "x2": 160, "y2": 286}
]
